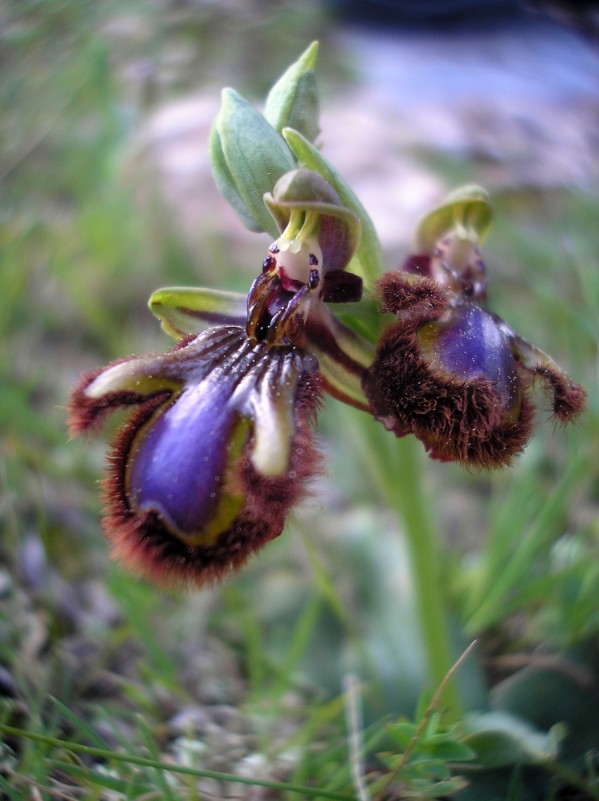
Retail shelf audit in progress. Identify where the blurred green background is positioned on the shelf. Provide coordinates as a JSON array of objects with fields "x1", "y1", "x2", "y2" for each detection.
[{"x1": 1, "y1": 1, "x2": 598, "y2": 797}]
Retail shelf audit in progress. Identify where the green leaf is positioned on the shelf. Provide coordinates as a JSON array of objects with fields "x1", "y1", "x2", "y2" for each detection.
[
  {"x1": 386, "y1": 720, "x2": 419, "y2": 748},
  {"x1": 56, "y1": 761, "x2": 152, "y2": 794},
  {"x1": 463, "y1": 711, "x2": 564, "y2": 768},
  {"x1": 0, "y1": 774, "x2": 21, "y2": 801},
  {"x1": 264, "y1": 41, "x2": 320, "y2": 142},
  {"x1": 452, "y1": 767, "x2": 540, "y2": 801},
  {"x1": 385, "y1": 721, "x2": 475, "y2": 763},
  {"x1": 0, "y1": 724, "x2": 356, "y2": 800},
  {"x1": 212, "y1": 89, "x2": 296, "y2": 236},
  {"x1": 491, "y1": 650, "x2": 599, "y2": 771},
  {"x1": 465, "y1": 454, "x2": 589, "y2": 633},
  {"x1": 424, "y1": 737, "x2": 476, "y2": 763},
  {"x1": 283, "y1": 127, "x2": 385, "y2": 288}
]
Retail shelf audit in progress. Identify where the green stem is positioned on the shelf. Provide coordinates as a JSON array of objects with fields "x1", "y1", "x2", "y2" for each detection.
[
  {"x1": 385, "y1": 438, "x2": 462, "y2": 720},
  {"x1": 0, "y1": 725, "x2": 355, "y2": 801},
  {"x1": 350, "y1": 410, "x2": 462, "y2": 720}
]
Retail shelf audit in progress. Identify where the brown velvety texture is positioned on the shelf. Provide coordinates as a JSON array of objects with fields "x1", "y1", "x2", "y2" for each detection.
[
  {"x1": 531, "y1": 366, "x2": 587, "y2": 423},
  {"x1": 364, "y1": 271, "x2": 538, "y2": 468},
  {"x1": 364, "y1": 319, "x2": 535, "y2": 468},
  {"x1": 97, "y1": 374, "x2": 323, "y2": 588},
  {"x1": 365, "y1": 270, "x2": 586, "y2": 468},
  {"x1": 376, "y1": 271, "x2": 449, "y2": 321}
]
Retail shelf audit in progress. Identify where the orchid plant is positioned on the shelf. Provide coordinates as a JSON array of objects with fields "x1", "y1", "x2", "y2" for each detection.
[{"x1": 68, "y1": 42, "x2": 585, "y2": 730}]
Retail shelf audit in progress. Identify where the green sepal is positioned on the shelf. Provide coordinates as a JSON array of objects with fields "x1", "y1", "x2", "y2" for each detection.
[
  {"x1": 210, "y1": 89, "x2": 296, "y2": 237},
  {"x1": 415, "y1": 185, "x2": 492, "y2": 252},
  {"x1": 149, "y1": 287, "x2": 247, "y2": 339},
  {"x1": 283, "y1": 127, "x2": 384, "y2": 289},
  {"x1": 306, "y1": 313, "x2": 374, "y2": 411},
  {"x1": 264, "y1": 41, "x2": 320, "y2": 142}
]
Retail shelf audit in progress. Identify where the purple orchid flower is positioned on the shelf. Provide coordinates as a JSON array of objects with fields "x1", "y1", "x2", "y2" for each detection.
[
  {"x1": 363, "y1": 190, "x2": 586, "y2": 468},
  {"x1": 69, "y1": 169, "x2": 372, "y2": 587}
]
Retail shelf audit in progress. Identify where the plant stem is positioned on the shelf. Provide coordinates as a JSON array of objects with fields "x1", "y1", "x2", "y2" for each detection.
[
  {"x1": 350, "y1": 409, "x2": 462, "y2": 719},
  {"x1": 386, "y1": 437, "x2": 462, "y2": 719},
  {"x1": 0, "y1": 725, "x2": 356, "y2": 801}
]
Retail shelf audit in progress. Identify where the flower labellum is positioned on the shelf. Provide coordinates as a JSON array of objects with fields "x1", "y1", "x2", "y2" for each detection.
[
  {"x1": 68, "y1": 167, "x2": 372, "y2": 587},
  {"x1": 363, "y1": 189, "x2": 586, "y2": 468},
  {"x1": 70, "y1": 327, "x2": 322, "y2": 587}
]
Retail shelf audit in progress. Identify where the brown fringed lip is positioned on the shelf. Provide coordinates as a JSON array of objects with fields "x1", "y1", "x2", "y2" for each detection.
[
  {"x1": 68, "y1": 326, "x2": 324, "y2": 587},
  {"x1": 363, "y1": 270, "x2": 585, "y2": 469}
]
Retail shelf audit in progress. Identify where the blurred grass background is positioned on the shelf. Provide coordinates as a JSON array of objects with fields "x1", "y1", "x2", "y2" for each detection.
[{"x1": 1, "y1": 0, "x2": 598, "y2": 797}]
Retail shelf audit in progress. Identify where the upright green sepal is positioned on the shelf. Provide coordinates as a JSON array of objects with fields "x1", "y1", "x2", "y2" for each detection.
[
  {"x1": 210, "y1": 89, "x2": 296, "y2": 236},
  {"x1": 415, "y1": 185, "x2": 492, "y2": 252},
  {"x1": 264, "y1": 41, "x2": 320, "y2": 143},
  {"x1": 283, "y1": 127, "x2": 384, "y2": 289}
]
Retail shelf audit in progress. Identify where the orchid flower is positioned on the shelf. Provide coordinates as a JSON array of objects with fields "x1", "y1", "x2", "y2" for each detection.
[
  {"x1": 69, "y1": 169, "x2": 373, "y2": 586},
  {"x1": 69, "y1": 47, "x2": 585, "y2": 589},
  {"x1": 363, "y1": 187, "x2": 586, "y2": 467}
]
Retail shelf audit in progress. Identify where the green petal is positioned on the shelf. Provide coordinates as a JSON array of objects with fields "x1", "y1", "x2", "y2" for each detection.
[
  {"x1": 415, "y1": 185, "x2": 492, "y2": 252},
  {"x1": 463, "y1": 711, "x2": 563, "y2": 768},
  {"x1": 212, "y1": 89, "x2": 296, "y2": 236},
  {"x1": 283, "y1": 127, "x2": 385, "y2": 289},
  {"x1": 264, "y1": 168, "x2": 359, "y2": 231},
  {"x1": 306, "y1": 313, "x2": 374, "y2": 411},
  {"x1": 264, "y1": 41, "x2": 320, "y2": 142},
  {"x1": 149, "y1": 287, "x2": 247, "y2": 339},
  {"x1": 312, "y1": 346, "x2": 370, "y2": 411}
]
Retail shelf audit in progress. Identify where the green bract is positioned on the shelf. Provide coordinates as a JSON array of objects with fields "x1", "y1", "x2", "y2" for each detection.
[
  {"x1": 209, "y1": 42, "x2": 322, "y2": 237},
  {"x1": 209, "y1": 89, "x2": 295, "y2": 236},
  {"x1": 264, "y1": 41, "x2": 320, "y2": 141}
]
